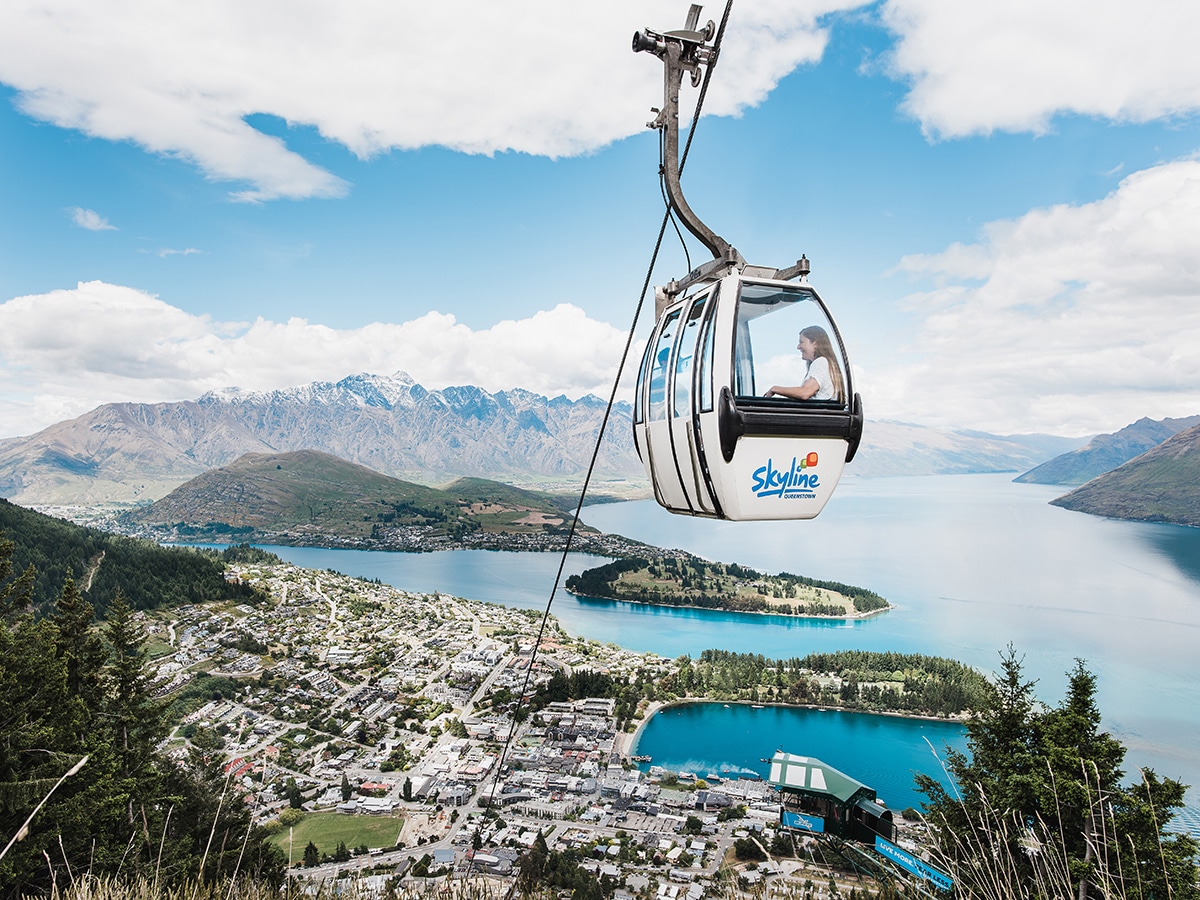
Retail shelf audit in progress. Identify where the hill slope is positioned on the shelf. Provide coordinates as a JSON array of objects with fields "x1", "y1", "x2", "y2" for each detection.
[
  {"x1": 123, "y1": 450, "x2": 591, "y2": 545},
  {"x1": 0, "y1": 498, "x2": 257, "y2": 614},
  {"x1": 1016, "y1": 415, "x2": 1200, "y2": 485},
  {"x1": 1050, "y1": 424, "x2": 1200, "y2": 526}
]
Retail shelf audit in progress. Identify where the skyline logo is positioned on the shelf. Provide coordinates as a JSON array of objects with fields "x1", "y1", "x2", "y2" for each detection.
[{"x1": 750, "y1": 453, "x2": 820, "y2": 499}]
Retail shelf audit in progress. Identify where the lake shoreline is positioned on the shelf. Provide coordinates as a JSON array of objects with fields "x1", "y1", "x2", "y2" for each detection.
[{"x1": 566, "y1": 587, "x2": 892, "y2": 622}]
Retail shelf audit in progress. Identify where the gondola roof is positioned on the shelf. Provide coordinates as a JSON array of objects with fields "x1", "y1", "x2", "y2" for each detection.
[{"x1": 767, "y1": 751, "x2": 875, "y2": 805}]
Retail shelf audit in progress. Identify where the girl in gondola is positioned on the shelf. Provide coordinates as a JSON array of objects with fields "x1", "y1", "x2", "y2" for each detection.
[{"x1": 764, "y1": 325, "x2": 846, "y2": 403}]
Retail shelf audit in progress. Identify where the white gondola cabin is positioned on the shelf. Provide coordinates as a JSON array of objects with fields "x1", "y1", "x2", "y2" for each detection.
[
  {"x1": 631, "y1": 5, "x2": 863, "y2": 520},
  {"x1": 633, "y1": 271, "x2": 862, "y2": 520}
]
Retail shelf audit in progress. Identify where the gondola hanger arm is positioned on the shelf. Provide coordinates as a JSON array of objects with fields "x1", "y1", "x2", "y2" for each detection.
[{"x1": 634, "y1": 4, "x2": 743, "y2": 287}]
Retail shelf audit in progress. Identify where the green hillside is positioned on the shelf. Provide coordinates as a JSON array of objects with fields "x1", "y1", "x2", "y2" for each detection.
[
  {"x1": 1051, "y1": 423, "x2": 1200, "y2": 525},
  {"x1": 0, "y1": 498, "x2": 259, "y2": 613},
  {"x1": 126, "y1": 450, "x2": 590, "y2": 543},
  {"x1": 442, "y1": 476, "x2": 578, "y2": 513}
]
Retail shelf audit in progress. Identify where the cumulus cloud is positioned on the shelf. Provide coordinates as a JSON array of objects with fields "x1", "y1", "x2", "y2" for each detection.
[
  {"x1": 68, "y1": 207, "x2": 116, "y2": 231},
  {"x1": 881, "y1": 0, "x2": 1200, "y2": 137},
  {"x1": 0, "y1": 281, "x2": 633, "y2": 437},
  {"x1": 0, "y1": 0, "x2": 861, "y2": 201},
  {"x1": 870, "y1": 158, "x2": 1200, "y2": 435}
]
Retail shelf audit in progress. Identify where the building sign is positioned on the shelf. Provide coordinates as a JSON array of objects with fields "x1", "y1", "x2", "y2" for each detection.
[
  {"x1": 780, "y1": 811, "x2": 824, "y2": 833},
  {"x1": 874, "y1": 836, "x2": 953, "y2": 892}
]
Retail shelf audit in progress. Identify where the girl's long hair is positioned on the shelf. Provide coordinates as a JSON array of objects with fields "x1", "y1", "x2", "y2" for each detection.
[{"x1": 801, "y1": 325, "x2": 845, "y2": 403}]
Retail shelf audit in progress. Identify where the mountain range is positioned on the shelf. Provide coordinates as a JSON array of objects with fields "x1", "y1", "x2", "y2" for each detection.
[
  {"x1": 0, "y1": 373, "x2": 641, "y2": 505},
  {"x1": 1014, "y1": 415, "x2": 1200, "y2": 485},
  {"x1": 1049, "y1": 423, "x2": 1200, "y2": 526},
  {"x1": 0, "y1": 372, "x2": 1088, "y2": 507}
]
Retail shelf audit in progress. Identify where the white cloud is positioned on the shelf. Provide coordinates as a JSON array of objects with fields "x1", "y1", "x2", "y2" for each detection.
[
  {"x1": 68, "y1": 207, "x2": 116, "y2": 231},
  {"x1": 7, "y1": 2, "x2": 1199, "y2": 204},
  {"x1": 156, "y1": 247, "x2": 204, "y2": 258},
  {"x1": 882, "y1": 0, "x2": 1200, "y2": 138},
  {"x1": 0, "y1": 1, "x2": 862, "y2": 201},
  {"x1": 869, "y1": 157, "x2": 1200, "y2": 435},
  {"x1": 0, "y1": 281, "x2": 633, "y2": 437}
]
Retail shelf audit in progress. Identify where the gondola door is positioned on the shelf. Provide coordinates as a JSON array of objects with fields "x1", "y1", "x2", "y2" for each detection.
[
  {"x1": 668, "y1": 289, "x2": 719, "y2": 516},
  {"x1": 641, "y1": 304, "x2": 691, "y2": 511}
]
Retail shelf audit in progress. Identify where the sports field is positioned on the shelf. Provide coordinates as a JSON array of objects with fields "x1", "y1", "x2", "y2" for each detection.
[{"x1": 269, "y1": 813, "x2": 405, "y2": 865}]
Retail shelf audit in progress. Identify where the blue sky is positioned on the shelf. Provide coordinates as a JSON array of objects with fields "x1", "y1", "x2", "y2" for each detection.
[{"x1": 2, "y1": 0, "x2": 1199, "y2": 439}]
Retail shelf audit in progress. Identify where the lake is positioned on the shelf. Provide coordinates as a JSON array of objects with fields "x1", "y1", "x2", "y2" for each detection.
[{"x1": 253, "y1": 473, "x2": 1200, "y2": 805}]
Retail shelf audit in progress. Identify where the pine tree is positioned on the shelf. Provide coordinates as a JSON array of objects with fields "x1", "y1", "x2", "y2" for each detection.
[
  {"x1": 286, "y1": 776, "x2": 304, "y2": 809},
  {"x1": 0, "y1": 540, "x2": 99, "y2": 894},
  {"x1": 0, "y1": 533, "x2": 34, "y2": 618},
  {"x1": 51, "y1": 574, "x2": 107, "y2": 717},
  {"x1": 917, "y1": 649, "x2": 1198, "y2": 899},
  {"x1": 105, "y1": 591, "x2": 168, "y2": 796}
]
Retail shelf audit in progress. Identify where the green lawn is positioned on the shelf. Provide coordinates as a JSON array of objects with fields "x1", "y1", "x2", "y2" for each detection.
[{"x1": 269, "y1": 813, "x2": 405, "y2": 865}]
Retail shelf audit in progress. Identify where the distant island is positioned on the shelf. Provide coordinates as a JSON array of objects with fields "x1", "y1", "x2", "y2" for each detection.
[{"x1": 565, "y1": 555, "x2": 890, "y2": 619}]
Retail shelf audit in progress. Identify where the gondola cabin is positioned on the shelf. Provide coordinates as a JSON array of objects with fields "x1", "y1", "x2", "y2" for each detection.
[{"x1": 633, "y1": 271, "x2": 863, "y2": 520}]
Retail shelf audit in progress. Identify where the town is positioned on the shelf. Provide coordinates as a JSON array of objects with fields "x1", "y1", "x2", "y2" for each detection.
[{"x1": 143, "y1": 559, "x2": 931, "y2": 897}]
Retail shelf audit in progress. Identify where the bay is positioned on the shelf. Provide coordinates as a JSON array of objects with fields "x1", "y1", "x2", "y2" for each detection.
[{"x1": 632, "y1": 703, "x2": 968, "y2": 814}]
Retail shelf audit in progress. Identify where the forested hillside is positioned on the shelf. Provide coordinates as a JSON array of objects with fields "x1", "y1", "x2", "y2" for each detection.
[
  {"x1": 122, "y1": 450, "x2": 591, "y2": 547},
  {"x1": 0, "y1": 498, "x2": 259, "y2": 614},
  {"x1": 664, "y1": 649, "x2": 989, "y2": 716},
  {"x1": 0, "y1": 536, "x2": 284, "y2": 895}
]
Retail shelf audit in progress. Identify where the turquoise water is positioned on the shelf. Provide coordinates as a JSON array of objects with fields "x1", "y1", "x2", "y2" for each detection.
[
  {"x1": 250, "y1": 473, "x2": 1200, "y2": 804},
  {"x1": 632, "y1": 702, "x2": 968, "y2": 813}
]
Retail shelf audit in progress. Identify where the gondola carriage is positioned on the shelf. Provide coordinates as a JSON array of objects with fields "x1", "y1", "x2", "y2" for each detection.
[{"x1": 632, "y1": 6, "x2": 863, "y2": 520}]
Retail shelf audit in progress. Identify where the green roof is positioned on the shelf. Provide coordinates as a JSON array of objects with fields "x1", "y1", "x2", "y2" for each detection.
[{"x1": 767, "y1": 751, "x2": 874, "y2": 804}]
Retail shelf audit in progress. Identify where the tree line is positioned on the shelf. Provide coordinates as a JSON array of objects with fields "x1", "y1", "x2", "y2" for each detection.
[
  {"x1": 0, "y1": 532, "x2": 285, "y2": 896},
  {"x1": 917, "y1": 648, "x2": 1197, "y2": 898},
  {"x1": 654, "y1": 649, "x2": 991, "y2": 716},
  {"x1": 564, "y1": 555, "x2": 888, "y2": 616}
]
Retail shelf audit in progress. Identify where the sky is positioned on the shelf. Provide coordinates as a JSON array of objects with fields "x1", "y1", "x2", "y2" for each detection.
[{"x1": 2, "y1": 0, "x2": 1200, "y2": 440}]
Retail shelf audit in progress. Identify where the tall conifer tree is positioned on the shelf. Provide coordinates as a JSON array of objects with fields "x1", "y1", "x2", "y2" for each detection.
[{"x1": 917, "y1": 649, "x2": 1198, "y2": 898}]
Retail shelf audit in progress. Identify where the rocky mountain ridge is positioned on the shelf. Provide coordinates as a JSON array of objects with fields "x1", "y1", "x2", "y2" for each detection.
[
  {"x1": 1, "y1": 372, "x2": 1088, "y2": 506},
  {"x1": 0, "y1": 373, "x2": 639, "y2": 504},
  {"x1": 1015, "y1": 415, "x2": 1200, "y2": 485},
  {"x1": 1050, "y1": 423, "x2": 1200, "y2": 526}
]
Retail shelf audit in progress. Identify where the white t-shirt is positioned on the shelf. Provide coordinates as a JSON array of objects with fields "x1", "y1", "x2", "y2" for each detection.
[{"x1": 806, "y1": 356, "x2": 835, "y2": 400}]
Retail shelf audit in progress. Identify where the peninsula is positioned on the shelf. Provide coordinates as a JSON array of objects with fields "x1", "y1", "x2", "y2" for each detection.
[{"x1": 565, "y1": 555, "x2": 890, "y2": 619}]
